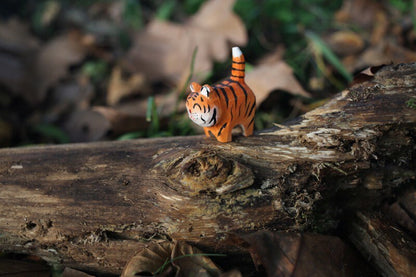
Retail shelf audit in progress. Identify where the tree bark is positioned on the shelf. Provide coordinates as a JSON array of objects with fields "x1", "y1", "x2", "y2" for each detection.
[{"x1": 0, "y1": 63, "x2": 415, "y2": 274}]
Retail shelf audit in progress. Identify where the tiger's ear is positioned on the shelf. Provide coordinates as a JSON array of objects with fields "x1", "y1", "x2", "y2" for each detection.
[
  {"x1": 189, "y1": 82, "x2": 201, "y2": 92},
  {"x1": 201, "y1": 86, "x2": 210, "y2": 97}
]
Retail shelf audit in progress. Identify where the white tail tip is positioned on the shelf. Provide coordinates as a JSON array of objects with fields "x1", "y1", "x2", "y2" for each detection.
[{"x1": 232, "y1": 47, "x2": 243, "y2": 58}]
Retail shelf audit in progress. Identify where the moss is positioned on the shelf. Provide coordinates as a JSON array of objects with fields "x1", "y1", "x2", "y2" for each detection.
[{"x1": 406, "y1": 97, "x2": 416, "y2": 109}]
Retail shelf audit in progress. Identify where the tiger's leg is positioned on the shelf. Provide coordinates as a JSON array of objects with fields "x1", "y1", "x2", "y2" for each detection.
[
  {"x1": 204, "y1": 128, "x2": 211, "y2": 138},
  {"x1": 241, "y1": 116, "x2": 254, "y2": 137},
  {"x1": 215, "y1": 123, "x2": 233, "y2": 142}
]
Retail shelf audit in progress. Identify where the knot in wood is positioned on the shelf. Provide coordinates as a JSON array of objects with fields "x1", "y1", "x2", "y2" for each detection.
[{"x1": 159, "y1": 150, "x2": 254, "y2": 196}]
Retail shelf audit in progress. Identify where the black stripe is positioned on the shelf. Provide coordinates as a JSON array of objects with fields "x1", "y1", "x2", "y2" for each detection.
[
  {"x1": 244, "y1": 103, "x2": 250, "y2": 117},
  {"x1": 200, "y1": 97, "x2": 204, "y2": 102},
  {"x1": 193, "y1": 103, "x2": 201, "y2": 110},
  {"x1": 231, "y1": 74, "x2": 244, "y2": 78},
  {"x1": 232, "y1": 61, "x2": 245, "y2": 64},
  {"x1": 230, "y1": 108, "x2": 234, "y2": 122},
  {"x1": 213, "y1": 88, "x2": 220, "y2": 99},
  {"x1": 208, "y1": 105, "x2": 210, "y2": 112},
  {"x1": 229, "y1": 86, "x2": 237, "y2": 106},
  {"x1": 203, "y1": 105, "x2": 206, "y2": 113},
  {"x1": 231, "y1": 80, "x2": 248, "y2": 104},
  {"x1": 217, "y1": 122, "x2": 227, "y2": 137},
  {"x1": 201, "y1": 117, "x2": 206, "y2": 123},
  {"x1": 248, "y1": 117, "x2": 254, "y2": 127},
  {"x1": 209, "y1": 108, "x2": 217, "y2": 125},
  {"x1": 232, "y1": 67, "x2": 245, "y2": 71},
  {"x1": 219, "y1": 87, "x2": 229, "y2": 108},
  {"x1": 247, "y1": 102, "x2": 256, "y2": 117}
]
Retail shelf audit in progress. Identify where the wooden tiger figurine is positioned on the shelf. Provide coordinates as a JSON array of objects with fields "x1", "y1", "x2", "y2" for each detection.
[{"x1": 186, "y1": 47, "x2": 256, "y2": 143}]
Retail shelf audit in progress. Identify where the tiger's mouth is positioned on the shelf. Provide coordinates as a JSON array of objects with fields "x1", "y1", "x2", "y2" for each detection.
[
  {"x1": 188, "y1": 112, "x2": 212, "y2": 127},
  {"x1": 187, "y1": 107, "x2": 217, "y2": 128}
]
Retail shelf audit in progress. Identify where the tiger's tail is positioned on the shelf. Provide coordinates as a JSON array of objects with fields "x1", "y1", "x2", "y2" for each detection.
[{"x1": 230, "y1": 47, "x2": 245, "y2": 83}]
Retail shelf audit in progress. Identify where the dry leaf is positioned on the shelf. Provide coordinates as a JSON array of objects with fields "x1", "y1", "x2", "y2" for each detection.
[
  {"x1": 347, "y1": 40, "x2": 416, "y2": 72},
  {"x1": 28, "y1": 31, "x2": 88, "y2": 104},
  {"x1": 386, "y1": 202, "x2": 416, "y2": 236},
  {"x1": 242, "y1": 230, "x2": 375, "y2": 277},
  {"x1": 400, "y1": 189, "x2": 416, "y2": 222},
  {"x1": 188, "y1": 0, "x2": 247, "y2": 62},
  {"x1": 93, "y1": 106, "x2": 148, "y2": 135},
  {"x1": 62, "y1": 267, "x2": 94, "y2": 277},
  {"x1": 122, "y1": 240, "x2": 222, "y2": 277},
  {"x1": 122, "y1": 241, "x2": 172, "y2": 276},
  {"x1": 220, "y1": 269, "x2": 243, "y2": 277},
  {"x1": 0, "y1": 258, "x2": 50, "y2": 277},
  {"x1": 44, "y1": 77, "x2": 94, "y2": 122},
  {"x1": 350, "y1": 64, "x2": 386, "y2": 86},
  {"x1": 93, "y1": 89, "x2": 180, "y2": 136},
  {"x1": 0, "y1": 20, "x2": 88, "y2": 105},
  {"x1": 0, "y1": 119, "x2": 12, "y2": 146},
  {"x1": 335, "y1": 0, "x2": 385, "y2": 31},
  {"x1": 124, "y1": 0, "x2": 247, "y2": 86},
  {"x1": 385, "y1": 189, "x2": 416, "y2": 236},
  {"x1": 327, "y1": 31, "x2": 365, "y2": 56},
  {"x1": 0, "y1": 18, "x2": 40, "y2": 96},
  {"x1": 335, "y1": 0, "x2": 388, "y2": 46},
  {"x1": 0, "y1": 51, "x2": 25, "y2": 96},
  {"x1": 64, "y1": 109, "x2": 111, "y2": 142},
  {"x1": 113, "y1": 90, "x2": 182, "y2": 119},
  {"x1": 107, "y1": 66, "x2": 146, "y2": 105},
  {"x1": 0, "y1": 18, "x2": 40, "y2": 52},
  {"x1": 171, "y1": 240, "x2": 222, "y2": 277},
  {"x1": 332, "y1": 0, "x2": 416, "y2": 73},
  {"x1": 245, "y1": 50, "x2": 310, "y2": 106}
]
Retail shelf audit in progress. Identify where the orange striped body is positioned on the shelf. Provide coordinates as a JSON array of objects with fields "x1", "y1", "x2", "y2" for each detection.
[{"x1": 186, "y1": 47, "x2": 256, "y2": 142}]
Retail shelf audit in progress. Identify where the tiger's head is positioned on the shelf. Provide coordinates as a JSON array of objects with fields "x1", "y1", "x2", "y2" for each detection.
[{"x1": 186, "y1": 82, "x2": 219, "y2": 127}]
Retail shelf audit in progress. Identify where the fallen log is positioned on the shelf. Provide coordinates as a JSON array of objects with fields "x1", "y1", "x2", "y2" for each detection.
[
  {"x1": 0, "y1": 63, "x2": 415, "y2": 274},
  {"x1": 349, "y1": 212, "x2": 416, "y2": 277}
]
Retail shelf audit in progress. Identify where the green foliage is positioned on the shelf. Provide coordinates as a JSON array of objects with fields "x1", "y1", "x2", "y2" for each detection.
[
  {"x1": 406, "y1": 97, "x2": 416, "y2": 110},
  {"x1": 117, "y1": 131, "x2": 144, "y2": 140},
  {"x1": 389, "y1": 0, "x2": 416, "y2": 30},
  {"x1": 123, "y1": 0, "x2": 144, "y2": 29},
  {"x1": 82, "y1": 60, "x2": 109, "y2": 82},
  {"x1": 255, "y1": 111, "x2": 284, "y2": 131},
  {"x1": 234, "y1": 0, "x2": 344, "y2": 82},
  {"x1": 156, "y1": 0, "x2": 176, "y2": 20},
  {"x1": 389, "y1": 0, "x2": 413, "y2": 14},
  {"x1": 32, "y1": 0, "x2": 60, "y2": 35},
  {"x1": 31, "y1": 123, "x2": 70, "y2": 144},
  {"x1": 306, "y1": 31, "x2": 353, "y2": 86},
  {"x1": 183, "y1": 0, "x2": 207, "y2": 14},
  {"x1": 173, "y1": 114, "x2": 197, "y2": 136},
  {"x1": 177, "y1": 47, "x2": 198, "y2": 109},
  {"x1": 169, "y1": 46, "x2": 199, "y2": 136},
  {"x1": 146, "y1": 96, "x2": 161, "y2": 136}
]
